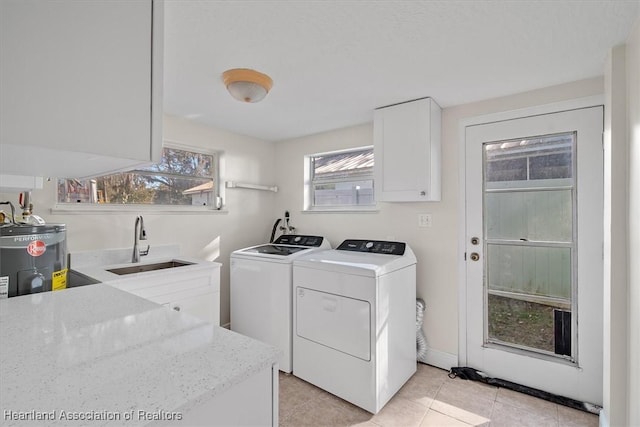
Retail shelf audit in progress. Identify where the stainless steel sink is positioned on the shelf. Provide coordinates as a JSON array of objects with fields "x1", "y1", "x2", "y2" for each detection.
[
  {"x1": 68, "y1": 269, "x2": 102, "y2": 287},
  {"x1": 107, "y1": 260, "x2": 194, "y2": 276}
]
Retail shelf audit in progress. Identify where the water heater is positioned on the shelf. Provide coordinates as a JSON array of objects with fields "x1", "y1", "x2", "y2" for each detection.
[{"x1": 0, "y1": 224, "x2": 67, "y2": 298}]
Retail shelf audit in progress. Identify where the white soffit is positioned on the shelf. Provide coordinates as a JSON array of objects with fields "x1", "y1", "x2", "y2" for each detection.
[{"x1": 163, "y1": 0, "x2": 639, "y2": 142}]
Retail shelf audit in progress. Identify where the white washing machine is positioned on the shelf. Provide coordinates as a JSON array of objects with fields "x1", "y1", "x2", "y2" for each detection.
[
  {"x1": 292, "y1": 239, "x2": 417, "y2": 414},
  {"x1": 230, "y1": 234, "x2": 331, "y2": 373}
]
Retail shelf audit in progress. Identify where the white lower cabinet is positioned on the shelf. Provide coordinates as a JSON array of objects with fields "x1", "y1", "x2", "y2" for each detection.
[
  {"x1": 169, "y1": 363, "x2": 279, "y2": 427},
  {"x1": 108, "y1": 264, "x2": 220, "y2": 325},
  {"x1": 169, "y1": 292, "x2": 219, "y2": 325}
]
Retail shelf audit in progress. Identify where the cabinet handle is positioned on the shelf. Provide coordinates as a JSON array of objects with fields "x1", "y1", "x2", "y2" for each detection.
[
  {"x1": 420, "y1": 190, "x2": 426, "y2": 196},
  {"x1": 173, "y1": 305, "x2": 181, "y2": 311}
]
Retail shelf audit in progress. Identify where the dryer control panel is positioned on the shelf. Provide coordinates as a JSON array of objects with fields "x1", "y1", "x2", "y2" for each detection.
[
  {"x1": 336, "y1": 239, "x2": 406, "y2": 255},
  {"x1": 274, "y1": 235, "x2": 325, "y2": 247}
]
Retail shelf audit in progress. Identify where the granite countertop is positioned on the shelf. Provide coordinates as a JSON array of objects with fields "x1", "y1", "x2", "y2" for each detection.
[{"x1": 0, "y1": 285, "x2": 280, "y2": 426}]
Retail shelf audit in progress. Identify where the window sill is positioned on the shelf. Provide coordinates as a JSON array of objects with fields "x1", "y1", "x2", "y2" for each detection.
[
  {"x1": 50, "y1": 204, "x2": 228, "y2": 215},
  {"x1": 302, "y1": 206, "x2": 379, "y2": 214}
]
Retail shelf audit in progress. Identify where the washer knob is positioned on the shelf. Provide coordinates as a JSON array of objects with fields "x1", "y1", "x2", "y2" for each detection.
[
  {"x1": 365, "y1": 242, "x2": 374, "y2": 249},
  {"x1": 294, "y1": 236, "x2": 301, "y2": 242}
]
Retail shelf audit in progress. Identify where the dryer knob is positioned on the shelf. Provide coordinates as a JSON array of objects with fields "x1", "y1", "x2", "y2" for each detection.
[{"x1": 365, "y1": 242, "x2": 374, "y2": 249}]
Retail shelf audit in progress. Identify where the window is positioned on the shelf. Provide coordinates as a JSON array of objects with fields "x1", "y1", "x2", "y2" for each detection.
[
  {"x1": 305, "y1": 147, "x2": 374, "y2": 209},
  {"x1": 485, "y1": 133, "x2": 573, "y2": 183},
  {"x1": 57, "y1": 145, "x2": 219, "y2": 208}
]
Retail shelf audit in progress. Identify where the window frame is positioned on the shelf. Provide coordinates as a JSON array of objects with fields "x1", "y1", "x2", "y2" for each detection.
[
  {"x1": 53, "y1": 141, "x2": 224, "y2": 214},
  {"x1": 304, "y1": 146, "x2": 377, "y2": 212}
]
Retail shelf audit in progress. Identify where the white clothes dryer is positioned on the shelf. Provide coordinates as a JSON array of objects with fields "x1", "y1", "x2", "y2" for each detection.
[
  {"x1": 293, "y1": 239, "x2": 417, "y2": 414},
  {"x1": 230, "y1": 234, "x2": 331, "y2": 373}
]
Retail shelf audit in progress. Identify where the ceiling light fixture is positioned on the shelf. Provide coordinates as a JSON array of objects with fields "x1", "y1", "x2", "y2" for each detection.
[{"x1": 222, "y1": 68, "x2": 273, "y2": 103}]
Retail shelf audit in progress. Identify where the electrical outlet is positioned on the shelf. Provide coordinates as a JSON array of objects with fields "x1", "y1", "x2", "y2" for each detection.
[{"x1": 418, "y1": 213, "x2": 432, "y2": 228}]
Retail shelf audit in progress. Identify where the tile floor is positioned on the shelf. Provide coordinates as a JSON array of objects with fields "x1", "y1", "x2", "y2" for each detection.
[{"x1": 279, "y1": 363, "x2": 599, "y2": 427}]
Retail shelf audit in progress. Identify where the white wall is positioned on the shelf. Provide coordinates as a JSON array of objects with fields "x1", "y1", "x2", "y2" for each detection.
[
  {"x1": 625, "y1": 14, "x2": 640, "y2": 427},
  {"x1": 273, "y1": 77, "x2": 604, "y2": 366},
  {"x1": 603, "y1": 45, "x2": 629, "y2": 427},
  {"x1": 0, "y1": 114, "x2": 277, "y2": 326},
  {"x1": 602, "y1": 13, "x2": 640, "y2": 427}
]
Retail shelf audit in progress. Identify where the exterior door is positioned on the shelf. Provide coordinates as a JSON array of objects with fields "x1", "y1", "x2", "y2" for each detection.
[{"x1": 464, "y1": 106, "x2": 603, "y2": 405}]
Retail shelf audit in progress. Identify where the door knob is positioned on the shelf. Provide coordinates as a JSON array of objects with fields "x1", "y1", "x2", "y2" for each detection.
[{"x1": 469, "y1": 252, "x2": 480, "y2": 261}]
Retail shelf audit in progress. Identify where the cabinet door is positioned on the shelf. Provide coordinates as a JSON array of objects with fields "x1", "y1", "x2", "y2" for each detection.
[
  {"x1": 179, "y1": 365, "x2": 276, "y2": 426},
  {"x1": 170, "y1": 292, "x2": 220, "y2": 326},
  {"x1": 374, "y1": 98, "x2": 441, "y2": 201},
  {"x1": 0, "y1": 0, "x2": 163, "y2": 178}
]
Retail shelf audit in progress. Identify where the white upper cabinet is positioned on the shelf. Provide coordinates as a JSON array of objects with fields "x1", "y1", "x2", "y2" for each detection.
[
  {"x1": 373, "y1": 98, "x2": 442, "y2": 202},
  {"x1": 0, "y1": 174, "x2": 43, "y2": 193},
  {"x1": 0, "y1": 0, "x2": 163, "y2": 180}
]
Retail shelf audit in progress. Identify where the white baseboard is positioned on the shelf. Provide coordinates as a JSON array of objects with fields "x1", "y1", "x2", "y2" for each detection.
[
  {"x1": 421, "y1": 347, "x2": 458, "y2": 371},
  {"x1": 599, "y1": 409, "x2": 608, "y2": 427}
]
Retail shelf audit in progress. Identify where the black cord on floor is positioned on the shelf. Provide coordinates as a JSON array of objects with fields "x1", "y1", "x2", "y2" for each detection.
[{"x1": 448, "y1": 366, "x2": 601, "y2": 415}]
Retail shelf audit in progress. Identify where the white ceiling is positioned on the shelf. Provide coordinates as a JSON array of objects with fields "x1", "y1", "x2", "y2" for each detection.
[{"x1": 163, "y1": 0, "x2": 639, "y2": 142}]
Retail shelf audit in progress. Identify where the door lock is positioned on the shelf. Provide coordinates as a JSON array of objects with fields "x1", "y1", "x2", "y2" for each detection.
[
  {"x1": 469, "y1": 252, "x2": 480, "y2": 262},
  {"x1": 471, "y1": 237, "x2": 480, "y2": 245}
]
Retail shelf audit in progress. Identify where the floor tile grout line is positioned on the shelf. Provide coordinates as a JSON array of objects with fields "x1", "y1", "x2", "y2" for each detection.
[
  {"x1": 496, "y1": 386, "x2": 563, "y2": 421},
  {"x1": 415, "y1": 403, "x2": 430, "y2": 427},
  {"x1": 442, "y1": 379, "x2": 500, "y2": 425},
  {"x1": 428, "y1": 406, "x2": 483, "y2": 427},
  {"x1": 429, "y1": 379, "x2": 491, "y2": 426},
  {"x1": 428, "y1": 378, "x2": 447, "y2": 410},
  {"x1": 488, "y1": 383, "x2": 498, "y2": 424},
  {"x1": 491, "y1": 398, "x2": 567, "y2": 426},
  {"x1": 399, "y1": 394, "x2": 431, "y2": 427}
]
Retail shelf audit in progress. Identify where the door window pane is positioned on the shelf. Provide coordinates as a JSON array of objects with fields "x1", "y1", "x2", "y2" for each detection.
[
  {"x1": 529, "y1": 152, "x2": 572, "y2": 180},
  {"x1": 487, "y1": 244, "x2": 572, "y2": 299},
  {"x1": 486, "y1": 190, "x2": 573, "y2": 242},
  {"x1": 487, "y1": 294, "x2": 557, "y2": 352},
  {"x1": 486, "y1": 157, "x2": 527, "y2": 182}
]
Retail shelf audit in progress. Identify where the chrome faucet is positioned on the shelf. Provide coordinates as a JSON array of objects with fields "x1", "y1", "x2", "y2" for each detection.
[{"x1": 132, "y1": 215, "x2": 150, "y2": 263}]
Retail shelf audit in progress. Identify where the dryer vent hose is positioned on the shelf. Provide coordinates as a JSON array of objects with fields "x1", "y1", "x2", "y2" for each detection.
[{"x1": 416, "y1": 298, "x2": 428, "y2": 364}]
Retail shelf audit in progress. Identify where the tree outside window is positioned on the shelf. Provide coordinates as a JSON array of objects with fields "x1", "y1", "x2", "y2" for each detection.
[{"x1": 58, "y1": 146, "x2": 218, "y2": 207}]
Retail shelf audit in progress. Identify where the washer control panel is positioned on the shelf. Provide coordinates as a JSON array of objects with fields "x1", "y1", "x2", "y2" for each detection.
[
  {"x1": 336, "y1": 239, "x2": 406, "y2": 255},
  {"x1": 273, "y1": 235, "x2": 325, "y2": 247}
]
